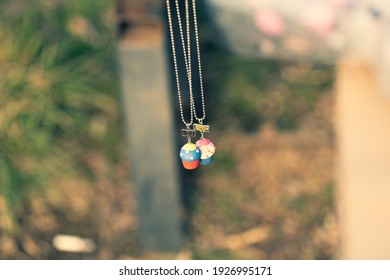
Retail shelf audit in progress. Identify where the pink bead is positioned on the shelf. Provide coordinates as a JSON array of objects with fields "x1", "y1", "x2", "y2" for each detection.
[{"x1": 196, "y1": 138, "x2": 216, "y2": 165}]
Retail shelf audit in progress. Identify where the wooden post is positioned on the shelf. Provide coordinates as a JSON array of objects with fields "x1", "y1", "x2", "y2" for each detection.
[
  {"x1": 117, "y1": 1, "x2": 184, "y2": 253},
  {"x1": 336, "y1": 58, "x2": 390, "y2": 259}
]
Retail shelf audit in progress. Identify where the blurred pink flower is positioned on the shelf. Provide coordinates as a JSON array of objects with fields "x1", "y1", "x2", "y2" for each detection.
[
  {"x1": 302, "y1": 0, "x2": 335, "y2": 36},
  {"x1": 254, "y1": 8, "x2": 285, "y2": 37},
  {"x1": 328, "y1": 0, "x2": 357, "y2": 11}
]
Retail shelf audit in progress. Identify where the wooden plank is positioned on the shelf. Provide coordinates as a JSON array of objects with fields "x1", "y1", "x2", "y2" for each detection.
[
  {"x1": 336, "y1": 58, "x2": 390, "y2": 259},
  {"x1": 117, "y1": 9, "x2": 184, "y2": 252}
]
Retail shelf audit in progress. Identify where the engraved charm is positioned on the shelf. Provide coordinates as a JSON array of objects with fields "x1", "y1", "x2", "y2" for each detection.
[
  {"x1": 194, "y1": 124, "x2": 210, "y2": 134},
  {"x1": 181, "y1": 128, "x2": 196, "y2": 138}
]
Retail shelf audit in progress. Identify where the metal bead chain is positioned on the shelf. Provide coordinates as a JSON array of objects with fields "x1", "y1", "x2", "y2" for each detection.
[
  {"x1": 192, "y1": 0, "x2": 206, "y2": 123},
  {"x1": 166, "y1": 0, "x2": 207, "y2": 126},
  {"x1": 173, "y1": 0, "x2": 196, "y2": 125},
  {"x1": 173, "y1": 0, "x2": 191, "y2": 80},
  {"x1": 166, "y1": 0, "x2": 193, "y2": 126},
  {"x1": 178, "y1": 0, "x2": 207, "y2": 123}
]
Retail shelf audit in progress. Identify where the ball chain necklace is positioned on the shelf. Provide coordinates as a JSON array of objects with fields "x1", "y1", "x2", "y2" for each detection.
[{"x1": 166, "y1": 0, "x2": 216, "y2": 170}]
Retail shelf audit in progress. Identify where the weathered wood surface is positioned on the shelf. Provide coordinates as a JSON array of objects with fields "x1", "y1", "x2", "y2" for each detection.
[
  {"x1": 117, "y1": 0, "x2": 183, "y2": 253},
  {"x1": 336, "y1": 58, "x2": 390, "y2": 259}
]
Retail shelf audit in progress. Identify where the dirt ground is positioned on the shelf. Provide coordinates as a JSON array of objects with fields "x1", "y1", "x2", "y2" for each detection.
[
  {"x1": 189, "y1": 91, "x2": 337, "y2": 260},
  {"x1": 0, "y1": 90, "x2": 337, "y2": 260}
]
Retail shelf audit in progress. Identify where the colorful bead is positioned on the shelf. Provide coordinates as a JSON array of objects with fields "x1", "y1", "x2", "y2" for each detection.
[
  {"x1": 180, "y1": 143, "x2": 201, "y2": 170},
  {"x1": 195, "y1": 138, "x2": 216, "y2": 165}
]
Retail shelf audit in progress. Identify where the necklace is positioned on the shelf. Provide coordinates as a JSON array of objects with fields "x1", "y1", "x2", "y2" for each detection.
[{"x1": 166, "y1": 0, "x2": 216, "y2": 170}]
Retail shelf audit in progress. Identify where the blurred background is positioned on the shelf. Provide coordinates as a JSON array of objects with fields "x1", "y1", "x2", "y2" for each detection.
[{"x1": 0, "y1": 0, "x2": 353, "y2": 259}]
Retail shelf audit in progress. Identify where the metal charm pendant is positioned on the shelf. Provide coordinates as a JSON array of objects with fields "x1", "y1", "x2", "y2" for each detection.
[
  {"x1": 194, "y1": 123, "x2": 210, "y2": 140},
  {"x1": 194, "y1": 124, "x2": 210, "y2": 134},
  {"x1": 181, "y1": 128, "x2": 196, "y2": 138}
]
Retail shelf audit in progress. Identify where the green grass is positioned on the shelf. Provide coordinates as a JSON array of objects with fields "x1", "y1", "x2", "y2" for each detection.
[
  {"x1": 193, "y1": 249, "x2": 234, "y2": 260},
  {"x1": 285, "y1": 182, "x2": 335, "y2": 226},
  {"x1": 0, "y1": 0, "x2": 120, "y2": 231}
]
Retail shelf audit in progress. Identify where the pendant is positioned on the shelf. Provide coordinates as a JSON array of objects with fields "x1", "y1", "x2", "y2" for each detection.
[
  {"x1": 193, "y1": 124, "x2": 209, "y2": 134},
  {"x1": 181, "y1": 128, "x2": 196, "y2": 138},
  {"x1": 179, "y1": 124, "x2": 215, "y2": 169},
  {"x1": 180, "y1": 143, "x2": 201, "y2": 170},
  {"x1": 196, "y1": 138, "x2": 216, "y2": 165},
  {"x1": 180, "y1": 125, "x2": 199, "y2": 170},
  {"x1": 194, "y1": 123, "x2": 215, "y2": 165}
]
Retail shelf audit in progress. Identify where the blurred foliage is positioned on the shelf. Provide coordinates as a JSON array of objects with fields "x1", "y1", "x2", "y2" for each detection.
[
  {"x1": 0, "y1": 0, "x2": 120, "y2": 231},
  {"x1": 204, "y1": 54, "x2": 334, "y2": 131},
  {"x1": 199, "y1": 11, "x2": 334, "y2": 132}
]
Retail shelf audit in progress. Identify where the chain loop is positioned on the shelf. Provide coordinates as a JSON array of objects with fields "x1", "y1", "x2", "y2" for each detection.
[
  {"x1": 166, "y1": 0, "x2": 193, "y2": 126},
  {"x1": 192, "y1": 0, "x2": 206, "y2": 122},
  {"x1": 166, "y1": 0, "x2": 206, "y2": 126}
]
